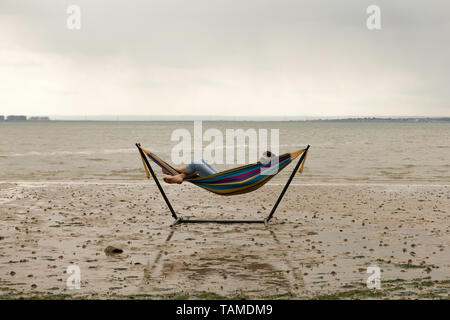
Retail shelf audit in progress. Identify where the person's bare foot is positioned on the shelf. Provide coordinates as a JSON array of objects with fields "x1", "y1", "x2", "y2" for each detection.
[
  {"x1": 161, "y1": 168, "x2": 171, "y2": 175},
  {"x1": 163, "y1": 174, "x2": 184, "y2": 184}
]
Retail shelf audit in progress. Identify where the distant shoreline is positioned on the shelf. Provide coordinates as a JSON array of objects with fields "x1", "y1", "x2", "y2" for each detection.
[
  {"x1": 1, "y1": 117, "x2": 448, "y2": 122},
  {"x1": 0, "y1": 116, "x2": 50, "y2": 121}
]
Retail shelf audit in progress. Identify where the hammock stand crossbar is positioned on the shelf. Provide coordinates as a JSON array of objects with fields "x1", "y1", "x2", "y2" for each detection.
[{"x1": 136, "y1": 143, "x2": 310, "y2": 227}]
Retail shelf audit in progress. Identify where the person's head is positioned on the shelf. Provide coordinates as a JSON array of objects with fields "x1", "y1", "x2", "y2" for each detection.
[{"x1": 259, "y1": 150, "x2": 277, "y2": 163}]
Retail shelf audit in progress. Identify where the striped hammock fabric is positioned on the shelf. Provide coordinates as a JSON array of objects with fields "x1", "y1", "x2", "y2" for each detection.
[{"x1": 138, "y1": 145, "x2": 308, "y2": 196}]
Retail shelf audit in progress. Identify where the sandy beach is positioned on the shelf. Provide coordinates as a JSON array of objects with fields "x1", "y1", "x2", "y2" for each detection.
[{"x1": 0, "y1": 182, "x2": 448, "y2": 299}]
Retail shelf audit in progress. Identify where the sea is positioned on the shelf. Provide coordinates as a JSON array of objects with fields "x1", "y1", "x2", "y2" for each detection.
[{"x1": 0, "y1": 120, "x2": 449, "y2": 184}]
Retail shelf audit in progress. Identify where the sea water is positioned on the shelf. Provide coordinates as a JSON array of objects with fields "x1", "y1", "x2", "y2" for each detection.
[{"x1": 0, "y1": 120, "x2": 449, "y2": 184}]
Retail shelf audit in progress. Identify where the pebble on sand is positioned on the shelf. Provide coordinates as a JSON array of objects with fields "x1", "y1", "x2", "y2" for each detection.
[{"x1": 104, "y1": 246, "x2": 124, "y2": 256}]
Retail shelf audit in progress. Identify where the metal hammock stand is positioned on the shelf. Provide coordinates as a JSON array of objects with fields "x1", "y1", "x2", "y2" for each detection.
[{"x1": 136, "y1": 143, "x2": 310, "y2": 227}]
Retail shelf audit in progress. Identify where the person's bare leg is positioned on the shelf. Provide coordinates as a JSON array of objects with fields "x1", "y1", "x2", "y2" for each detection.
[
  {"x1": 163, "y1": 171, "x2": 197, "y2": 184},
  {"x1": 175, "y1": 167, "x2": 188, "y2": 174},
  {"x1": 161, "y1": 166, "x2": 185, "y2": 175}
]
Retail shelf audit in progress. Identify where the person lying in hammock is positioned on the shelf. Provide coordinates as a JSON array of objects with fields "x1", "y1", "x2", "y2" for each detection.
[{"x1": 162, "y1": 151, "x2": 277, "y2": 184}]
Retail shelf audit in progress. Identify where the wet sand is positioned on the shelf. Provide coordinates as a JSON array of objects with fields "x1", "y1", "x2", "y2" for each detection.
[{"x1": 0, "y1": 182, "x2": 448, "y2": 299}]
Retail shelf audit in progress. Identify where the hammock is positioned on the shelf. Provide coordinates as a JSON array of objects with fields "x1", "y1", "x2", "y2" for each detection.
[
  {"x1": 138, "y1": 146, "x2": 308, "y2": 196},
  {"x1": 136, "y1": 143, "x2": 310, "y2": 226}
]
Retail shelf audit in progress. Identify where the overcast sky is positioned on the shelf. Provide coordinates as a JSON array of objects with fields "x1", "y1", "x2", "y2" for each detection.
[{"x1": 1, "y1": 0, "x2": 449, "y2": 117}]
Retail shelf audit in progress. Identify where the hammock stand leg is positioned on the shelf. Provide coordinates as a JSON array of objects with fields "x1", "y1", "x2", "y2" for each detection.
[
  {"x1": 264, "y1": 144, "x2": 310, "y2": 226},
  {"x1": 137, "y1": 143, "x2": 309, "y2": 227},
  {"x1": 136, "y1": 143, "x2": 179, "y2": 222}
]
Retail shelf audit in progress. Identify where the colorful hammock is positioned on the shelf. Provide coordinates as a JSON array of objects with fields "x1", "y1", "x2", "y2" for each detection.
[{"x1": 138, "y1": 145, "x2": 308, "y2": 196}]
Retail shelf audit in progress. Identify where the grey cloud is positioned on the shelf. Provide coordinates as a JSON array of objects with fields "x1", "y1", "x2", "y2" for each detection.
[{"x1": 0, "y1": 0, "x2": 449, "y2": 115}]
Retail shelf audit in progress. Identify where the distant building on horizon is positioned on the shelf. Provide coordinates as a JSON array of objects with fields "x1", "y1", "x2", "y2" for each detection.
[
  {"x1": 6, "y1": 115, "x2": 27, "y2": 121},
  {"x1": 28, "y1": 116, "x2": 50, "y2": 121},
  {"x1": 0, "y1": 115, "x2": 4, "y2": 121}
]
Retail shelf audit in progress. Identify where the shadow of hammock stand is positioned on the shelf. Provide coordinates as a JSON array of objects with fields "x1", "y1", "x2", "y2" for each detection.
[{"x1": 136, "y1": 143, "x2": 310, "y2": 227}]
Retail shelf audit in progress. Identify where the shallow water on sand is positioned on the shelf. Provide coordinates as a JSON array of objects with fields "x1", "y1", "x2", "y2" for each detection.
[
  {"x1": 0, "y1": 120, "x2": 449, "y2": 183},
  {"x1": 0, "y1": 183, "x2": 448, "y2": 299}
]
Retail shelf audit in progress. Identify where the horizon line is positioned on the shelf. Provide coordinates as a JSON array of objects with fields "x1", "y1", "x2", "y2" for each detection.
[
  {"x1": 25, "y1": 114, "x2": 450, "y2": 120},
  {"x1": 1, "y1": 114, "x2": 449, "y2": 121}
]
